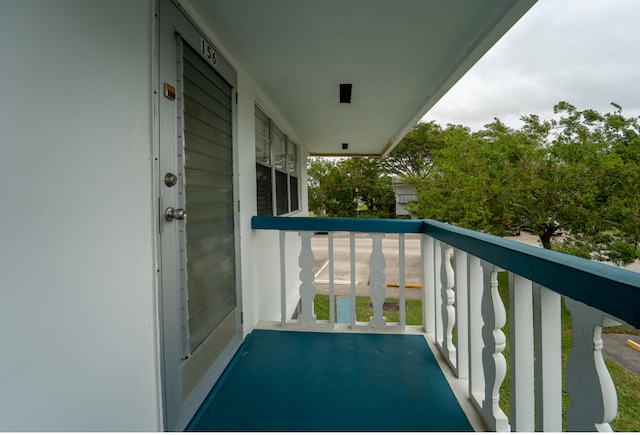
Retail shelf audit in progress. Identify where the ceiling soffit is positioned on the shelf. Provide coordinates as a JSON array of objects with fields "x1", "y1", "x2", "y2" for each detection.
[{"x1": 184, "y1": 0, "x2": 537, "y2": 155}]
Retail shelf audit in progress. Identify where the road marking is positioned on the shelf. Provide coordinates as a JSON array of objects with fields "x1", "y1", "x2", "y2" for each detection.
[
  {"x1": 627, "y1": 339, "x2": 640, "y2": 352},
  {"x1": 314, "y1": 260, "x2": 329, "y2": 278},
  {"x1": 314, "y1": 279, "x2": 357, "y2": 285},
  {"x1": 387, "y1": 283, "x2": 422, "y2": 288},
  {"x1": 314, "y1": 260, "x2": 358, "y2": 284}
]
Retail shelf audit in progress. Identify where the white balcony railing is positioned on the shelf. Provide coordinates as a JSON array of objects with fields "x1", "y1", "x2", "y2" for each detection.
[{"x1": 251, "y1": 216, "x2": 640, "y2": 432}]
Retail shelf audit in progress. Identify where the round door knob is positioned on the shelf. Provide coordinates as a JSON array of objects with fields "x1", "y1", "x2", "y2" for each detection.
[
  {"x1": 165, "y1": 207, "x2": 187, "y2": 222},
  {"x1": 164, "y1": 173, "x2": 178, "y2": 187}
]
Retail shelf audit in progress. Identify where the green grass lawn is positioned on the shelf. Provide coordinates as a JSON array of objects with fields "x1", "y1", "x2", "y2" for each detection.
[
  {"x1": 313, "y1": 294, "x2": 423, "y2": 325},
  {"x1": 313, "y1": 280, "x2": 640, "y2": 431}
]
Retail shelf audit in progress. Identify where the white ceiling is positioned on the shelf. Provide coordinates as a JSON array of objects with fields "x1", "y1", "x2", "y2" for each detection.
[{"x1": 185, "y1": 0, "x2": 536, "y2": 156}]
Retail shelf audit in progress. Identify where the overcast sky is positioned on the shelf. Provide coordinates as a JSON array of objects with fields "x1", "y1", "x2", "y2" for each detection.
[{"x1": 423, "y1": 0, "x2": 640, "y2": 132}]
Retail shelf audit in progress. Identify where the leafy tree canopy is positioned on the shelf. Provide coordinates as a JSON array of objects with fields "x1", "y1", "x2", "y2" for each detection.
[
  {"x1": 307, "y1": 102, "x2": 640, "y2": 265},
  {"x1": 307, "y1": 157, "x2": 396, "y2": 219},
  {"x1": 381, "y1": 121, "x2": 451, "y2": 183},
  {"x1": 406, "y1": 102, "x2": 640, "y2": 265}
]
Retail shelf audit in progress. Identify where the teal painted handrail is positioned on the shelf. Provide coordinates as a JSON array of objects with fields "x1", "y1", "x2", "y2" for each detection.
[
  {"x1": 251, "y1": 216, "x2": 640, "y2": 328},
  {"x1": 251, "y1": 215, "x2": 424, "y2": 233}
]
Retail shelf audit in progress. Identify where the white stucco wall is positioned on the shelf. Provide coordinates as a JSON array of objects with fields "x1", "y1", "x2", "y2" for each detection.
[
  {"x1": 0, "y1": 1, "x2": 161, "y2": 431},
  {"x1": 239, "y1": 80, "x2": 308, "y2": 329},
  {"x1": 0, "y1": 0, "x2": 310, "y2": 430}
]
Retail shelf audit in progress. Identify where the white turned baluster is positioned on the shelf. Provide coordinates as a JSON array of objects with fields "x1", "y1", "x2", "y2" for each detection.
[
  {"x1": 565, "y1": 298, "x2": 620, "y2": 432},
  {"x1": 509, "y1": 273, "x2": 535, "y2": 432},
  {"x1": 480, "y1": 261, "x2": 509, "y2": 432},
  {"x1": 298, "y1": 231, "x2": 316, "y2": 326},
  {"x1": 439, "y1": 242, "x2": 456, "y2": 368},
  {"x1": 369, "y1": 233, "x2": 387, "y2": 328}
]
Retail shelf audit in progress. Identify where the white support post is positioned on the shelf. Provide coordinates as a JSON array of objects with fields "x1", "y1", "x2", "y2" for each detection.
[
  {"x1": 350, "y1": 232, "x2": 357, "y2": 327},
  {"x1": 480, "y1": 261, "x2": 509, "y2": 432},
  {"x1": 280, "y1": 230, "x2": 286, "y2": 327},
  {"x1": 297, "y1": 231, "x2": 317, "y2": 327},
  {"x1": 399, "y1": 234, "x2": 406, "y2": 329},
  {"x1": 533, "y1": 285, "x2": 562, "y2": 432},
  {"x1": 509, "y1": 273, "x2": 535, "y2": 432},
  {"x1": 369, "y1": 233, "x2": 387, "y2": 328},
  {"x1": 454, "y1": 250, "x2": 469, "y2": 380},
  {"x1": 422, "y1": 235, "x2": 435, "y2": 334},
  {"x1": 328, "y1": 232, "x2": 335, "y2": 326},
  {"x1": 468, "y1": 254, "x2": 484, "y2": 410},
  {"x1": 565, "y1": 297, "x2": 620, "y2": 432}
]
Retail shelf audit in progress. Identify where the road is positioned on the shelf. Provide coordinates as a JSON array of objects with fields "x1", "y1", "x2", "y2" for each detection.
[
  {"x1": 505, "y1": 232, "x2": 640, "y2": 273},
  {"x1": 311, "y1": 232, "x2": 422, "y2": 299},
  {"x1": 312, "y1": 231, "x2": 640, "y2": 296}
]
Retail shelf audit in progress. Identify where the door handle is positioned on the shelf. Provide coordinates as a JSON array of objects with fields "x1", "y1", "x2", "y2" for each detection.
[
  {"x1": 164, "y1": 173, "x2": 178, "y2": 187},
  {"x1": 165, "y1": 207, "x2": 187, "y2": 222}
]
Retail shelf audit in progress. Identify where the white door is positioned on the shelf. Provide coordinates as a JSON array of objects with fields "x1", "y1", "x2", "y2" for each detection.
[{"x1": 158, "y1": 1, "x2": 241, "y2": 430}]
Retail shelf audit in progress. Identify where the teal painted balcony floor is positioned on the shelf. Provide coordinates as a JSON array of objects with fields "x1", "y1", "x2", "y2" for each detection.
[{"x1": 187, "y1": 329, "x2": 473, "y2": 431}]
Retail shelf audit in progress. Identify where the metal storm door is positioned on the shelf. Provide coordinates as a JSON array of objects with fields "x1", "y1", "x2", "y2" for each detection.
[{"x1": 158, "y1": 12, "x2": 241, "y2": 428}]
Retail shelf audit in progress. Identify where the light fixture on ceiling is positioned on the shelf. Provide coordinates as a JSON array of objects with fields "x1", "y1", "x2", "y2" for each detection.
[{"x1": 340, "y1": 83, "x2": 352, "y2": 103}]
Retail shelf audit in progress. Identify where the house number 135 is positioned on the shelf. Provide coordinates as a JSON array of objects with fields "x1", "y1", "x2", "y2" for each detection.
[{"x1": 200, "y1": 38, "x2": 217, "y2": 66}]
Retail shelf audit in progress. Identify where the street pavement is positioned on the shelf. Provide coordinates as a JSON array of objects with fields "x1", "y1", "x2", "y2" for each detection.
[
  {"x1": 505, "y1": 232, "x2": 640, "y2": 273},
  {"x1": 601, "y1": 333, "x2": 640, "y2": 377},
  {"x1": 311, "y1": 232, "x2": 422, "y2": 299}
]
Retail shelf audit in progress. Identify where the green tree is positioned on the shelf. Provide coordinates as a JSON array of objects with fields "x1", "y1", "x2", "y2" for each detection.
[
  {"x1": 408, "y1": 121, "x2": 538, "y2": 234},
  {"x1": 307, "y1": 157, "x2": 396, "y2": 218},
  {"x1": 542, "y1": 102, "x2": 640, "y2": 264},
  {"x1": 407, "y1": 103, "x2": 640, "y2": 265},
  {"x1": 382, "y1": 121, "x2": 449, "y2": 184},
  {"x1": 308, "y1": 157, "x2": 335, "y2": 216},
  {"x1": 339, "y1": 157, "x2": 396, "y2": 218},
  {"x1": 307, "y1": 157, "x2": 354, "y2": 217}
]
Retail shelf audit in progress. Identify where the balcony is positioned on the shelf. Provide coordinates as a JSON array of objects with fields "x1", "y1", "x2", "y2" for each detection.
[{"x1": 189, "y1": 216, "x2": 640, "y2": 432}]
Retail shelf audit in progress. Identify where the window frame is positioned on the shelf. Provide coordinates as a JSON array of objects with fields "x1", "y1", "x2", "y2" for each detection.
[{"x1": 255, "y1": 104, "x2": 301, "y2": 216}]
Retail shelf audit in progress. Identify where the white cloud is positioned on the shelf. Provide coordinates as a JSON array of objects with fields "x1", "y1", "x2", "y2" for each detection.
[{"x1": 424, "y1": 0, "x2": 640, "y2": 131}]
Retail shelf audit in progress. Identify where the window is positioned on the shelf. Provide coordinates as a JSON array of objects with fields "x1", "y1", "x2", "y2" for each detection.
[
  {"x1": 255, "y1": 108, "x2": 273, "y2": 216},
  {"x1": 255, "y1": 105, "x2": 300, "y2": 215},
  {"x1": 287, "y1": 139, "x2": 299, "y2": 212}
]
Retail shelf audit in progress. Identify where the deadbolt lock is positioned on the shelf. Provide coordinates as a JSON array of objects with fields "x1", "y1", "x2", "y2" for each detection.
[{"x1": 164, "y1": 173, "x2": 178, "y2": 187}]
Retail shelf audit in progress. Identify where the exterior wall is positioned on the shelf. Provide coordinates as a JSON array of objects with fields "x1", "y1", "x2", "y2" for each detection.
[
  {"x1": 0, "y1": 0, "x2": 310, "y2": 430},
  {"x1": 0, "y1": 1, "x2": 161, "y2": 431},
  {"x1": 237, "y1": 63, "x2": 309, "y2": 330}
]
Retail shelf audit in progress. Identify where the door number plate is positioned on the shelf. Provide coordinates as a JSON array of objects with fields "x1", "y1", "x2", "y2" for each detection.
[{"x1": 200, "y1": 38, "x2": 217, "y2": 67}]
